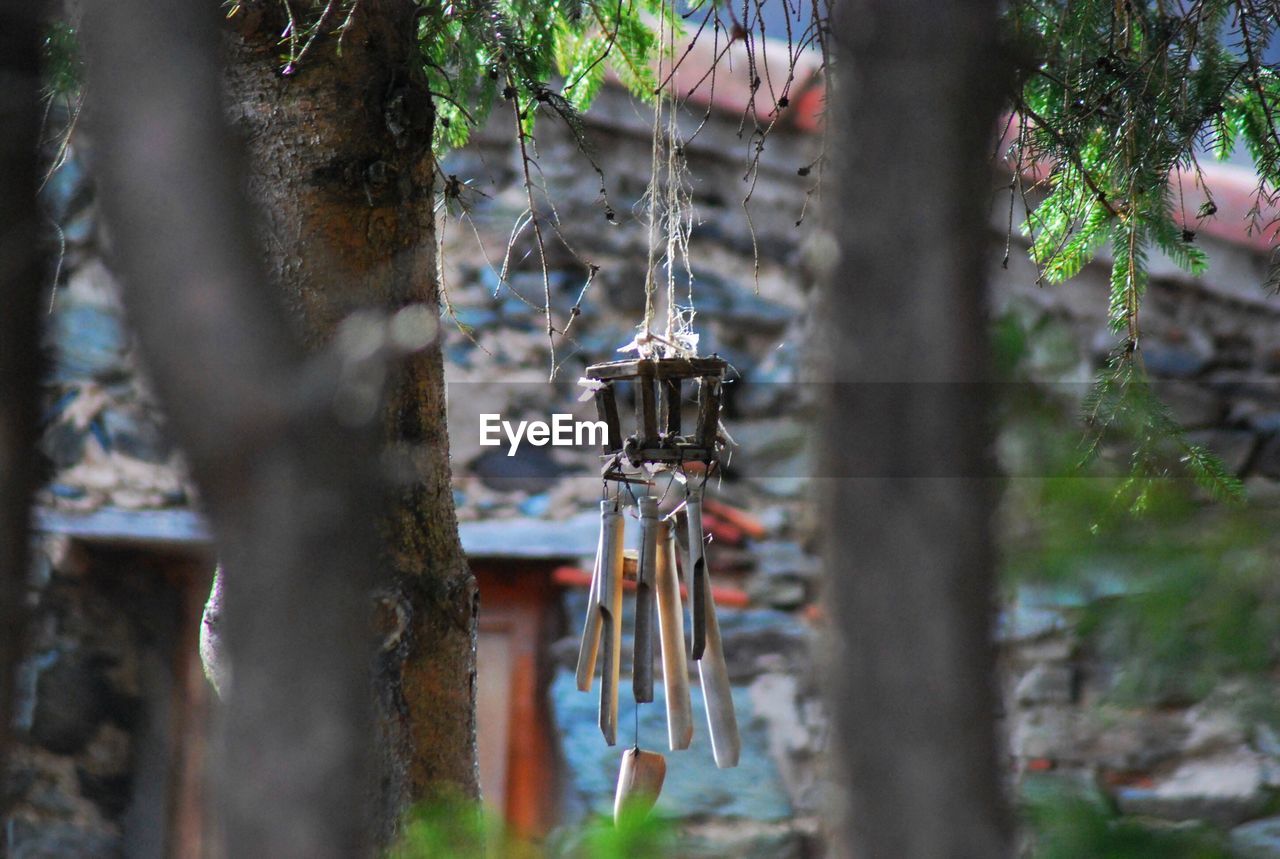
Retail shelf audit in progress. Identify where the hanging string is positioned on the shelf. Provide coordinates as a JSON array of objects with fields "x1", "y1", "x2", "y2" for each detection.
[
  {"x1": 663, "y1": 3, "x2": 679, "y2": 347},
  {"x1": 641, "y1": 5, "x2": 666, "y2": 345},
  {"x1": 641, "y1": 0, "x2": 698, "y2": 359}
]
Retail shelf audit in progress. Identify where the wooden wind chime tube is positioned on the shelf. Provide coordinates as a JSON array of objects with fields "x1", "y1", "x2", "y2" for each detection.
[
  {"x1": 574, "y1": 520, "x2": 605, "y2": 692},
  {"x1": 684, "y1": 482, "x2": 740, "y2": 768},
  {"x1": 633, "y1": 496, "x2": 659, "y2": 704},
  {"x1": 685, "y1": 485, "x2": 708, "y2": 660},
  {"x1": 696, "y1": 576, "x2": 740, "y2": 769},
  {"x1": 597, "y1": 500, "x2": 625, "y2": 745},
  {"x1": 655, "y1": 519, "x2": 693, "y2": 750}
]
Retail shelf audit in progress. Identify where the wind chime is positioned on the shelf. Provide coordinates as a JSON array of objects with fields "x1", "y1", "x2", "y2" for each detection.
[
  {"x1": 570, "y1": 0, "x2": 741, "y2": 822},
  {"x1": 574, "y1": 353, "x2": 740, "y2": 820}
]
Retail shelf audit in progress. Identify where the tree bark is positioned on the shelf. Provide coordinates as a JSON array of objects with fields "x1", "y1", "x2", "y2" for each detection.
[
  {"x1": 84, "y1": 0, "x2": 387, "y2": 855},
  {"x1": 821, "y1": 2, "x2": 1011, "y2": 857},
  {"x1": 0, "y1": 1, "x2": 47, "y2": 788},
  {"x1": 221, "y1": 0, "x2": 477, "y2": 830}
]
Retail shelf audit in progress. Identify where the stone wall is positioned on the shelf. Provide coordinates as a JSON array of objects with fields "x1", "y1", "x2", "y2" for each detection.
[
  {"x1": 17, "y1": 52, "x2": 1280, "y2": 857},
  {"x1": 992, "y1": 218, "x2": 1280, "y2": 854},
  {"x1": 437, "y1": 80, "x2": 1280, "y2": 852},
  {"x1": 8, "y1": 540, "x2": 204, "y2": 858}
]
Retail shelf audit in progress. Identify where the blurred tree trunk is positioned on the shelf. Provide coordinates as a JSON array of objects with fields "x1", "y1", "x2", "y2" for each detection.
[
  {"x1": 0, "y1": 1, "x2": 46, "y2": 785},
  {"x1": 821, "y1": 2, "x2": 1011, "y2": 857},
  {"x1": 86, "y1": 0, "x2": 474, "y2": 853},
  {"x1": 222, "y1": 3, "x2": 477, "y2": 830}
]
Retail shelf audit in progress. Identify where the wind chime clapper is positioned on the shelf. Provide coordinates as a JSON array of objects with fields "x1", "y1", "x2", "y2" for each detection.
[{"x1": 574, "y1": 354, "x2": 740, "y2": 774}]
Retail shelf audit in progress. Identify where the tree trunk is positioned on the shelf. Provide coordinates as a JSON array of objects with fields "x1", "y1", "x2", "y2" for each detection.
[
  {"x1": 222, "y1": 0, "x2": 477, "y2": 830},
  {"x1": 821, "y1": 2, "x2": 1011, "y2": 857},
  {"x1": 0, "y1": 1, "x2": 46, "y2": 785},
  {"x1": 85, "y1": 0, "x2": 390, "y2": 853}
]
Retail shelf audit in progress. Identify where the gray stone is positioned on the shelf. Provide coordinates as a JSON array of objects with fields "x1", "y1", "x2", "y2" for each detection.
[
  {"x1": 748, "y1": 673, "x2": 825, "y2": 813},
  {"x1": 675, "y1": 268, "x2": 793, "y2": 330},
  {"x1": 1145, "y1": 347, "x2": 1208, "y2": 380},
  {"x1": 1232, "y1": 815, "x2": 1280, "y2": 858},
  {"x1": 1014, "y1": 664, "x2": 1076, "y2": 706},
  {"x1": 997, "y1": 604, "x2": 1069, "y2": 642},
  {"x1": 40, "y1": 155, "x2": 87, "y2": 222},
  {"x1": 1113, "y1": 750, "x2": 1269, "y2": 827},
  {"x1": 1009, "y1": 705, "x2": 1191, "y2": 770},
  {"x1": 751, "y1": 540, "x2": 821, "y2": 581},
  {"x1": 77, "y1": 724, "x2": 133, "y2": 816},
  {"x1": 718, "y1": 609, "x2": 812, "y2": 682},
  {"x1": 679, "y1": 820, "x2": 812, "y2": 858},
  {"x1": 1009, "y1": 633, "x2": 1075, "y2": 663},
  {"x1": 7, "y1": 820, "x2": 120, "y2": 859},
  {"x1": 1246, "y1": 412, "x2": 1280, "y2": 435},
  {"x1": 1180, "y1": 704, "x2": 1246, "y2": 756},
  {"x1": 1244, "y1": 477, "x2": 1280, "y2": 505},
  {"x1": 550, "y1": 668, "x2": 793, "y2": 823},
  {"x1": 101, "y1": 409, "x2": 171, "y2": 464},
  {"x1": 747, "y1": 573, "x2": 808, "y2": 610},
  {"x1": 1157, "y1": 381, "x2": 1222, "y2": 428},
  {"x1": 733, "y1": 342, "x2": 799, "y2": 417},
  {"x1": 685, "y1": 268, "x2": 795, "y2": 329},
  {"x1": 63, "y1": 207, "x2": 96, "y2": 246},
  {"x1": 1009, "y1": 706, "x2": 1076, "y2": 761},
  {"x1": 1143, "y1": 330, "x2": 1214, "y2": 379},
  {"x1": 1253, "y1": 435, "x2": 1280, "y2": 479},
  {"x1": 726, "y1": 418, "x2": 809, "y2": 479},
  {"x1": 40, "y1": 420, "x2": 87, "y2": 471},
  {"x1": 470, "y1": 446, "x2": 568, "y2": 493},
  {"x1": 47, "y1": 303, "x2": 129, "y2": 383},
  {"x1": 745, "y1": 475, "x2": 810, "y2": 500},
  {"x1": 31, "y1": 651, "x2": 106, "y2": 754}
]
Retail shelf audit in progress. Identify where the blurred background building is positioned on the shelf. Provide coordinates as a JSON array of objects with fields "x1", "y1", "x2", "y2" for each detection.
[{"x1": 13, "y1": 29, "x2": 1280, "y2": 859}]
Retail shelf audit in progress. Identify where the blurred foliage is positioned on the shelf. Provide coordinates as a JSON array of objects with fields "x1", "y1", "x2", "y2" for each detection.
[
  {"x1": 416, "y1": 0, "x2": 680, "y2": 153},
  {"x1": 388, "y1": 792, "x2": 675, "y2": 858},
  {"x1": 995, "y1": 305, "x2": 1280, "y2": 707},
  {"x1": 1025, "y1": 788, "x2": 1234, "y2": 858},
  {"x1": 993, "y1": 305, "x2": 1242, "y2": 520},
  {"x1": 42, "y1": 22, "x2": 80, "y2": 100}
]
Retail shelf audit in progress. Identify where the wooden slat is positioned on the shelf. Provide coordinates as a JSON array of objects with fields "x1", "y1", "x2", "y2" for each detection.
[
  {"x1": 633, "y1": 447, "x2": 714, "y2": 462},
  {"x1": 632, "y1": 497, "x2": 658, "y2": 704},
  {"x1": 595, "y1": 384, "x2": 622, "y2": 453},
  {"x1": 661, "y1": 379, "x2": 682, "y2": 436},
  {"x1": 574, "y1": 512, "x2": 606, "y2": 692},
  {"x1": 636, "y1": 376, "x2": 658, "y2": 446},
  {"x1": 586, "y1": 357, "x2": 727, "y2": 382},
  {"x1": 698, "y1": 593, "x2": 741, "y2": 769},
  {"x1": 599, "y1": 508, "x2": 625, "y2": 745},
  {"x1": 655, "y1": 523, "x2": 693, "y2": 750},
  {"x1": 696, "y1": 378, "x2": 721, "y2": 449}
]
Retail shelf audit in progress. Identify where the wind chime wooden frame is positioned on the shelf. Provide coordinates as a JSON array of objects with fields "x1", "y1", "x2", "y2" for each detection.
[{"x1": 574, "y1": 353, "x2": 740, "y2": 820}]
